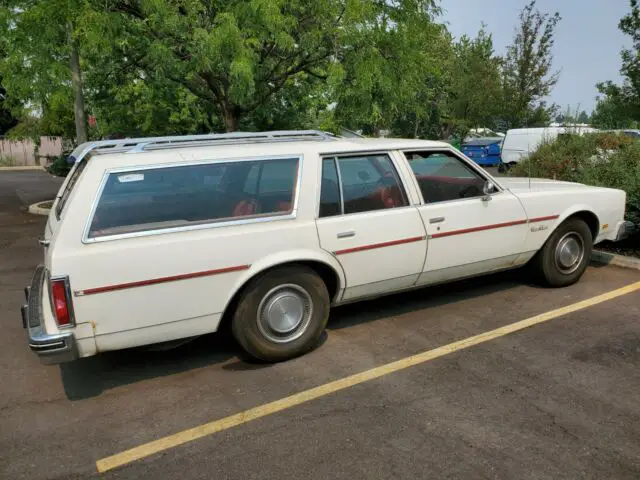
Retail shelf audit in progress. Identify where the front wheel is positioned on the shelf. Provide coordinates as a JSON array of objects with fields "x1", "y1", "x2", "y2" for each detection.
[
  {"x1": 232, "y1": 266, "x2": 330, "y2": 362},
  {"x1": 531, "y1": 218, "x2": 593, "y2": 287}
]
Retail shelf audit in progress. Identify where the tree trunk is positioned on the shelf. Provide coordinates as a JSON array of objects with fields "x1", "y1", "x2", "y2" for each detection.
[
  {"x1": 222, "y1": 104, "x2": 239, "y2": 132},
  {"x1": 68, "y1": 23, "x2": 87, "y2": 144}
]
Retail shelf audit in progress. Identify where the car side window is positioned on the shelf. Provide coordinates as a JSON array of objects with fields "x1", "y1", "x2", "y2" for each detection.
[
  {"x1": 335, "y1": 154, "x2": 408, "y2": 215},
  {"x1": 320, "y1": 158, "x2": 342, "y2": 218},
  {"x1": 88, "y1": 157, "x2": 299, "y2": 239},
  {"x1": 405, "y1": 151, "x2": 486, "y2": 204}
]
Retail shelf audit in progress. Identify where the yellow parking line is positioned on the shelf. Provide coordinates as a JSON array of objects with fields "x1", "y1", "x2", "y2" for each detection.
[{"x1": 96, "y1": 281, "x2": 640, "y2": 473}]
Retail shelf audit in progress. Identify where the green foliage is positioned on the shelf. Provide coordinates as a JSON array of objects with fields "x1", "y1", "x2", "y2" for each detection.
[
  {"x1": 500, "y1": 1, "x2": 561, "y2": 128},
  {"x1": 1, "y1": 0, "x2": 568, "y2": 141},
  {"x1": 509, "y1": 133, "x2": 640, "y2": 223},
  {"x1": 0, "y1": 0, "x2": 84, "y2": 139},
  {"x1": 595, "y1": 0, "x2": 640, "y2": 126},
  {"x1": 591, "y1": 93, "x2": 639, "y2": 129},
  {"x1": 446, "y1": 27, "x2": 502, "y2": 139},
  {"x1": 333, "y1": 8, "x2": 450, "y2": 137},
  {"x1": 0, "y1": 154, "x2": 15, "y2": 167},
  {"x1": 81, "y1": 0, "x2": 441, "y2": 132},
  {"x1": 556, "y1": 108, "x2": 592, "y2": 125},
  {"x1": 45, "y1": 151, "x2": 73, "y2": 177},
  {"x1": 580, "y1": 147, "x2": 640, "y2": 225}
]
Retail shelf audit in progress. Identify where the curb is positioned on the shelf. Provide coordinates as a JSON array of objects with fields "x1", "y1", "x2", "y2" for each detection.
[
  {"x1": 592, "y1": 250, "x2": 640, "y2": 271},
  {"x1": 0, "y1": 166, "x2": 45, "y2": 171},
  {"x1": 28, "y1": 201, "x2": 53, "y2": 216}
]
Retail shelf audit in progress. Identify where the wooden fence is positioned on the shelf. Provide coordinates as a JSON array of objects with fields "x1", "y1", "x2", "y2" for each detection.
[{"x1": 0, "y1": 137, "x2": 63, "y2": 166}]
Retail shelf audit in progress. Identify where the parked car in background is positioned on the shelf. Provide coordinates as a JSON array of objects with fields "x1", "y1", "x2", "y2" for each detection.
[
  {"x1": 22, "y1": 130, "x2": 633, "y2": 365},
  {"x1": 500, "y1": 126, "x2": 598, "y2": 171},
  {"x1": 620, "y1": 129, "x2": 640, "y2": 139},
  {"x1": 460, "y1": 137, "x2": 503, "y2": 167}
]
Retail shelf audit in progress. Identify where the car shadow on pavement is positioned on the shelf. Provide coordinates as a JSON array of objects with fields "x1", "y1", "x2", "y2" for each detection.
[
  {"x1": 328, "y1": 269, "x2": 527, "y2": 330},
  {"x1": 59, "y1": 331, "x2": 242, "y2": 400},
  {"x1": 58, "y1": 270, "x2": 530, "y2": 401}
]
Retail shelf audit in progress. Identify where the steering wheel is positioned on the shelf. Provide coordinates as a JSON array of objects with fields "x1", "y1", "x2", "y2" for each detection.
[{"x1": 458, "y1": 184, "x2": 480, "y2": 199}]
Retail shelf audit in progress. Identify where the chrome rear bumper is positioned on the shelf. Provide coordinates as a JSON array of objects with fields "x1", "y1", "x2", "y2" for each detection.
[{"x1": 22, "y1": 265, "x2": 77, "y2": 365}]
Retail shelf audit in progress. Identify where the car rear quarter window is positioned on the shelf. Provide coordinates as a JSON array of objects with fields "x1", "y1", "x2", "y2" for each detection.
[{"x1": 87, "y1": 157, "x2": 299, "y2": 239}]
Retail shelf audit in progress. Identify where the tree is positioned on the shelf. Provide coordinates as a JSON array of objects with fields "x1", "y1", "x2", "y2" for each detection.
[
  {"x1": 331, "y1": 4, "x2": 450, "y2": 137},
  {"x1": 577, "y1": 110, "x2": 590, "y2": 124},
  {"x1": 0, "y1": 1, "x2": 88, "y2": 141},
  {"x1": 501, "y1": 0, "x2": 561, "y2": 128},
  {"x1": 446, "y1": 27, "x2": 503, "y2": 140},
  {"x1": 591, "y1": 94, "x2": 638, "y2": 129},
  {"x1": 82, "y1": 1, "x2": 442, "y2": 133},
  {"x1": 596, "y1": 0, "x2": 640, "y2": 124},
  {"x1": 79, "y1": 1, "x2": 432, "y2": 133},
  {"x1": 0, "y1": 9, "x2": 20, "y2": 135},
  {"x1": 0, "y1": 53, "x2": 18, "y2": 135}
]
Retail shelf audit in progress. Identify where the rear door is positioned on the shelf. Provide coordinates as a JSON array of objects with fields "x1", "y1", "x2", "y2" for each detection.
[{"x1": 315, "y1": 152, "x2": 427, "y2": 301}]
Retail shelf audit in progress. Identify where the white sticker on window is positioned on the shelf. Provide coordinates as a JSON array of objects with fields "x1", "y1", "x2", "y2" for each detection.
[{"x1": 117, "y1": 173, "x2": 145, "y2": 183}]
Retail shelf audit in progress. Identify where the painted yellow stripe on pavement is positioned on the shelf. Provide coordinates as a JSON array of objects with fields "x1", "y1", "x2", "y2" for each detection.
[{"x1": 96, "y1": 281, "x2": 640, "y2": 473}]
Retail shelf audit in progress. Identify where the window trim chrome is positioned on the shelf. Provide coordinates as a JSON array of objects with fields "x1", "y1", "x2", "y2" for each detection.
[
  {"x1": 316, "y1": 156, "x2": 344, "y2": 219},
  {"x1": 401, "y1": 146, "x2": 505, "y2": 192},
  {"x1": 400, "y1": 147, "x2": 504, "y2": 207},
  {"x1": 334, "y1": 157, "x2": 346, "y2": 215},
  {"x1": 81, "y1": 154, "x2": 303, "y2": 244},
  {"x1": 316, "y1": 151, "x2": 411, "y2": 220}
]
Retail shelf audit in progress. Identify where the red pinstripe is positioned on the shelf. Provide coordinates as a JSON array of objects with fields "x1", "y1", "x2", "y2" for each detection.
[
  {"x1": 77, "y1": 265, "x2": 249, "y2": 296},
  {"x1": 334, "y1": 235, "x2": 426, "y2": 256},
  {"x1": 431, "y1": 215, "x2": 559, "y2": 239}
]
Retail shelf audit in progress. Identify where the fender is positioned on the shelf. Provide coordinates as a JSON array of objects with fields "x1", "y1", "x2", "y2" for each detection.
[
  {"x1": 536, "y1": 203, "x2": 600, "y2": 245},
  {"x1": 220, "y1": 248, "x2": 347, "y2": 315}
]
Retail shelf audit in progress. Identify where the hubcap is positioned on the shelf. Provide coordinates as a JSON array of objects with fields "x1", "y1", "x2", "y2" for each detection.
[
  {"x1": 257, "y1": 284, "x2": 313, "y2": 343},
  {"x1": 554, "y1": 232, "x2": 584, "y2": 274}
]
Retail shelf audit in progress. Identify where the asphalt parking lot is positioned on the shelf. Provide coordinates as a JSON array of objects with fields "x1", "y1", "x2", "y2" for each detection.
[{"x1": 1, "y1": 170, "x2": 640, "y2": 480}]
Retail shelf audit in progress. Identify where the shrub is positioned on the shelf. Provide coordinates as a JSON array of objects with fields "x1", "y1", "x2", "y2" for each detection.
[
  {"x1": 509, "y1": 133, "x2": 635, "y2": 180},
  {"x1": 509, "y1": 132, "x2": 640, "y2": 224},
  {"x1": 0, "y1": 155, "x2": 16, "y2": 167},
  {"x1": 579, "y1": 146, "x2": 640, "y2": 225},
  {"x1": 45, "y1": 151, "x2": 73, "y2": 177}
]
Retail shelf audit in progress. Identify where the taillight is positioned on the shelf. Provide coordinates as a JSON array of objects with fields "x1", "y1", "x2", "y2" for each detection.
[{"x1": 50, "y1": 277, "x2": 73, "y2": 327}]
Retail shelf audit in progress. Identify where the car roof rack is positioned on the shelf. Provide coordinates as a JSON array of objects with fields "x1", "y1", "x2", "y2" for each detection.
[{"x1": 69, "y1": 130, "x2": 340, "y2": 163}]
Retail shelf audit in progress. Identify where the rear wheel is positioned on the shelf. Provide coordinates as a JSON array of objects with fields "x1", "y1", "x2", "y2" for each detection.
[
  {"x1": 531, "y1": 218, "x2": 593, "y2": 287},
  {"x1": 231, "y1": 266, "x2": 330, "y2": 362}
]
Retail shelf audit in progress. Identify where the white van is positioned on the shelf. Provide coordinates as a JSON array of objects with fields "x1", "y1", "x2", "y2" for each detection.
[{"x1": 501, "y1": 127, "x2": 598, "y2": 167}]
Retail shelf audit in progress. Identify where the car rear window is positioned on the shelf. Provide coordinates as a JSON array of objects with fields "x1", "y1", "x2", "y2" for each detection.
[{"x1": 87, "y1": 157, "x2": 299, "y2": 239}]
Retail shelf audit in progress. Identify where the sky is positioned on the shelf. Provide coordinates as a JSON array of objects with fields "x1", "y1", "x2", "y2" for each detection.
[{"x1": 440, "y1": 0, "x2": 633, "y2": 114}]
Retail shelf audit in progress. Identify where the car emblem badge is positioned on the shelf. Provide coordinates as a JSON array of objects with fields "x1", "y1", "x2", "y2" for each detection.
[{"x1": 531, "y1": 224, "x2": 548, "y2": 232}]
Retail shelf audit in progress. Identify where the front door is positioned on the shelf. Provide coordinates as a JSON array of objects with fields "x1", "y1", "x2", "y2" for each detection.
[
  {"x1": 401, "y1": 150, "x2": 529, "y2": 285},
  {"x1": 315, "y1": 153, "x2": 427, "y2": 301}
]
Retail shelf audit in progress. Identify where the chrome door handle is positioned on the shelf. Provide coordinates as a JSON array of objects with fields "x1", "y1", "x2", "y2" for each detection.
[
  {"x1": 429, "y1": 217, "x2": 445, "y2": 224},
  {"x1": 337, "y1": 231, "x2": 356, "y2": 239}
]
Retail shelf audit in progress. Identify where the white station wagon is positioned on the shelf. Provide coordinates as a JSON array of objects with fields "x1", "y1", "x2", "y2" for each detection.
[{"x1": 22, "y1": 130, "x2": 633, "y2": 364}]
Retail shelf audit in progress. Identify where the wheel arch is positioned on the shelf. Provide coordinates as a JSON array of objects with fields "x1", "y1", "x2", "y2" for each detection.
[
  {"x1": 218, "y1": 250, "x2": 345, "y2": 332},
  {"x1": 556, "y1": 206, "x2": 600, "y2": 241}
]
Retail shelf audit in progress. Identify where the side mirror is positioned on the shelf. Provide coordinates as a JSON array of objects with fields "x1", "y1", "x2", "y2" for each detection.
[{"x1": 482, "y1": 181, "x2": 497, "y2": 201}]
